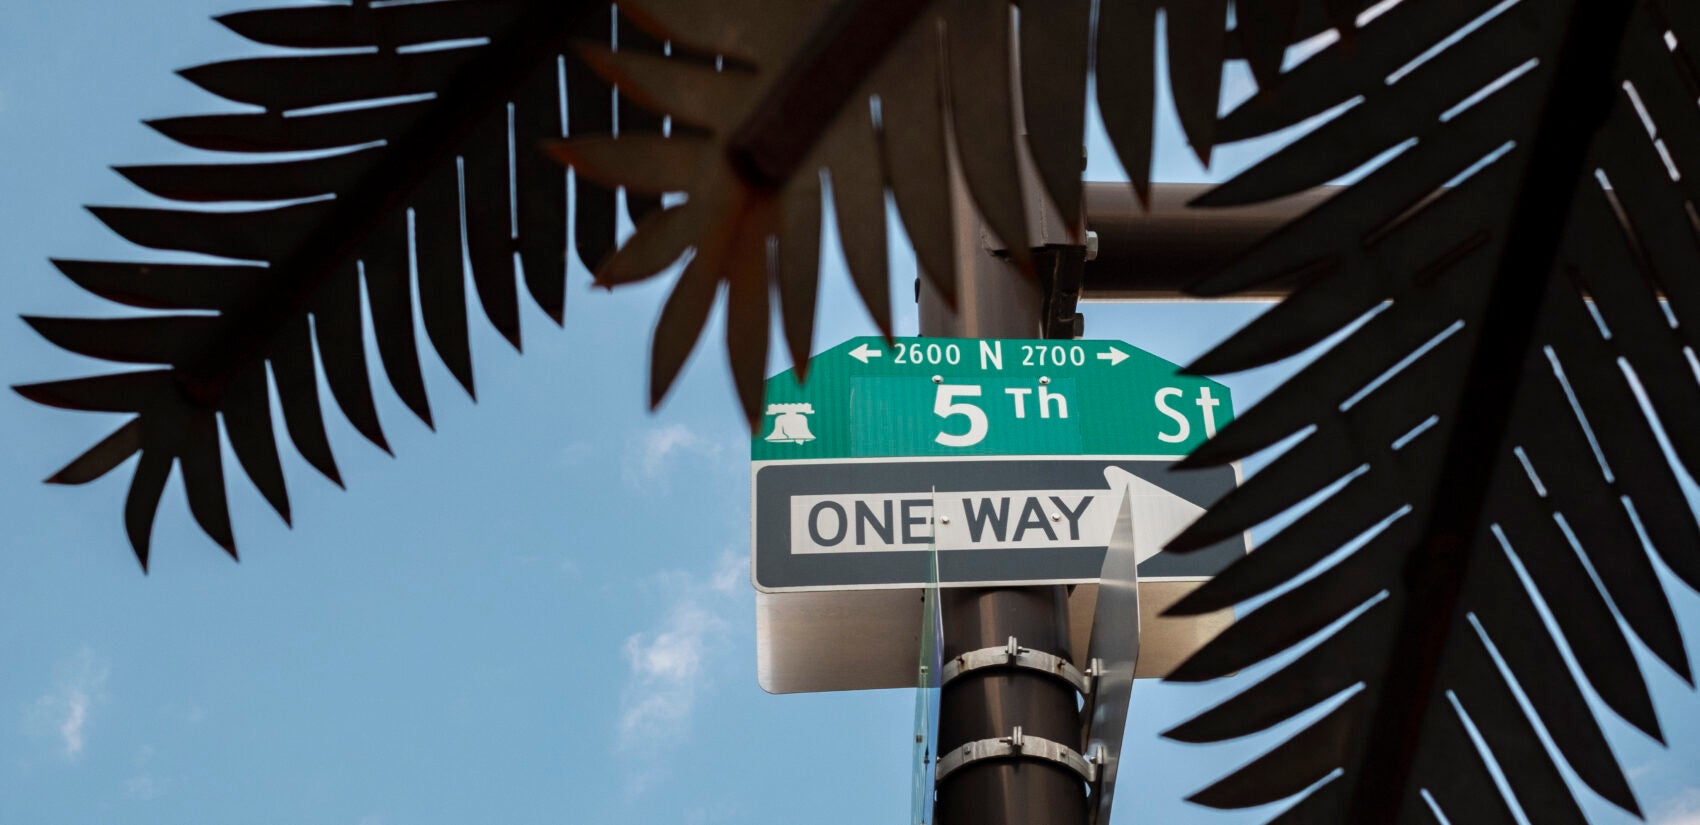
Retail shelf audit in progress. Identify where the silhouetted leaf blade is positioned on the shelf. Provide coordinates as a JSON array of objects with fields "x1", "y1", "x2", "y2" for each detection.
[
  {"x1": 23, "y1": 0, "x2": 672, "y2": 560},
  {"x1": 1166, "y1": 1, "x2": 1697, "y2": 821},
  {"x1": 1019, "y1": 0, "x2": 1090, "y2": 229},
  {"x1": 558, "y1": 0, "x2": 1257, "y2": 407}
]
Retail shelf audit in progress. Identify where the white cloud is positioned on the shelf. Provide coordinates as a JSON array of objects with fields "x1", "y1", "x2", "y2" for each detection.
[
  {"x1": 124, "y1": 745, "x2": 163, "y2": 800},
  {"x1": 59, "y1": 695, "x2": 89, "y2": 756},
  {"x1": 708, "y1": 551, "x2": 745, "y2": 595},
  {"x1": 124, "y1": 775, "x2": 159, "y2": 800},
  {"x1": 1653, "y1": 787, "x2": 1700, "y2": 825},
  {"x1": 27, "y1": 648, "x2": 109, "y2": 760},
  {"x1": 629, "y1": 616, "x2": 708, "y2": 683},
  {"x1": 623, "y1": 424, "x2": 724, "y2": 487},
  {"x1": 615, "y1": 552, "x2": 748, "y2": 790}
]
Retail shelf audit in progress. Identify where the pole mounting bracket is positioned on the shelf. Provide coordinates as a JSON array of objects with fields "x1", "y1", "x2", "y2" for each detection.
[
  {"x1": 1035, "y1": 243, "x2": 1088, "y2": 340},
  {"x1": 934, "y1": 725, "x2": 1103, "y2": 785},
  {"x1": 940, "y1": 636, "x2": 1092, "y2": 696}
]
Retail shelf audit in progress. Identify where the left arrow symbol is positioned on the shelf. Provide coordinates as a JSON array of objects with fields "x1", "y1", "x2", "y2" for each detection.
[{"x1": 849, "y1": 343, "x2": 883, "y2": 364}]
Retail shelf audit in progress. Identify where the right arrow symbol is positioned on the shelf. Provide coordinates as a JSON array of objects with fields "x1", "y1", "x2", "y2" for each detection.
[{"x1": 1097, "y1": 347, "x2": 1129, "y2": 366}]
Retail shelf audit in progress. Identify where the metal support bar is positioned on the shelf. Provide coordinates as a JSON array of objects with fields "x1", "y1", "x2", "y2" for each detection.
[{"x1": 1080, "y1": 182, "x2": 1334, "y2": 299}]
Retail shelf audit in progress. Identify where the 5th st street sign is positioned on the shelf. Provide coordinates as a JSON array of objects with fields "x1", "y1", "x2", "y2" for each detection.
[
  {"x1": 753, "y1": 337, "x2": 1228, "y2": 463},
  {"x1": 750, "y1": 336, "x2": 1243, "y2": 592}
]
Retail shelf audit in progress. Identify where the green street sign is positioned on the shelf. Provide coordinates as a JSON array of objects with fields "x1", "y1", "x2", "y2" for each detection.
[
  {"x1": 752, "y1": 337, "x2": 1232, "y2": 460},
  {"x1": 750, "y1": 336, "x2": 1248, "y2": 694}
]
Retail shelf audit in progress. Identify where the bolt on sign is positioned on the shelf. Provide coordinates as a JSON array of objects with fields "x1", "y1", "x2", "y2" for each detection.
[{"x1": 752, "y1": 337, "x2": 1249, "y2": 694}]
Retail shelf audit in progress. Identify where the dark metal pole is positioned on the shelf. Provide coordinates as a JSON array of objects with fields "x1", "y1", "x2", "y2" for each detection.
[
  {"x1": 915, "y1": 179, "x2": 1322, "y2": 822},
  {"x1": 920, "y1": 144, "x2": 1089, "y2": 825},
  {"x1": 934, "y1": 588, "x2": 1089, "y2": 825}
]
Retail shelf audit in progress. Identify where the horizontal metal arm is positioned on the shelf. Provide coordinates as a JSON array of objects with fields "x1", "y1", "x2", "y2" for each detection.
[{"x1": 1081, "y1": 182, "x2": 1335, "y2": 300}]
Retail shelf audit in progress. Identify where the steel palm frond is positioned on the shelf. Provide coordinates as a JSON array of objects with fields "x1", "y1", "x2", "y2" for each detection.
[
  {"x1": 1162, "y1": 0, "x2": 1700, "y2": 821},
  {"x1": 26, "y1": 0, "x2": 1344, "y2": 562},
  {"x1": 16, "y1": 0, "x2": 665, "y2": 566},
  {"x1": 545, "y1": 0, "x2": 1338, "y2": 421}
]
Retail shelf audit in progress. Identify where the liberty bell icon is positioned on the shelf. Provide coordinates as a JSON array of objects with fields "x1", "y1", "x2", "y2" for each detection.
[{"x1": 764, "y1": 403, "x2": 817, "y2": 444}]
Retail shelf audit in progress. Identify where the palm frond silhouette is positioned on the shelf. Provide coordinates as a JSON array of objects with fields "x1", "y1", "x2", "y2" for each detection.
[{"x1": 21, "y1": 2, "x2": 1700, "y2": 821}]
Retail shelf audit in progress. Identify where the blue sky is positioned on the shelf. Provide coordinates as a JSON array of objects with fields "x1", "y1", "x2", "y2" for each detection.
[{"x1": 2, "y1": 3, "x2": 1699, "y2": 824}]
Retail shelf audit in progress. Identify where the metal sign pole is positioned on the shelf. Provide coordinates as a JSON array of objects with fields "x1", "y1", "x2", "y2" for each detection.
[{"x1": 919, "y1": 116, "x2": 1089, "y2": 824}]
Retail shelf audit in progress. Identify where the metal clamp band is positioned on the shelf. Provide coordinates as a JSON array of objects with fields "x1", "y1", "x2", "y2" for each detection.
[
  {"x1": 934, "y1": 726, "x2": 1102, "y2": 785},
  {"x1": 940, "y1": 636, "x2": 1093, "y2": 696}
]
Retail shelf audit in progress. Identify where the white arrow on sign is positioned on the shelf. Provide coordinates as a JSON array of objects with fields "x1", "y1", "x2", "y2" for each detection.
[
  {"x1": 849, "y1": 343, "x2": 883, "y2": 364},
  {"x1": 1097, "y1": 346, "x2": 1129, "y2": 366}
]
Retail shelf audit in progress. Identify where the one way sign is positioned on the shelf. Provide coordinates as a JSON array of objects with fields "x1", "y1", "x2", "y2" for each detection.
[{"x1": 752, "y1": 457, "x2": 1244, "y2": 591}]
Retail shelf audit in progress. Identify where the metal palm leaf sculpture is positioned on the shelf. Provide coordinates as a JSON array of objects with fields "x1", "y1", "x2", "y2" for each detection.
[
  {"x1": 15, "y1": 1, "x2": 663, "y2": 565},
  {"x1": 17, "y1": 0, "x2": 1258, "y2": 562},
  {"x1": 1160, "y1": 0, "x2": 1700, "y2": 822},
  {"x1": 17, "y1": 0, "x2": 1700, "y2": 821},
  {"x1": 549, "y1": 0, "x2": 1251, "y2": 422}
]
